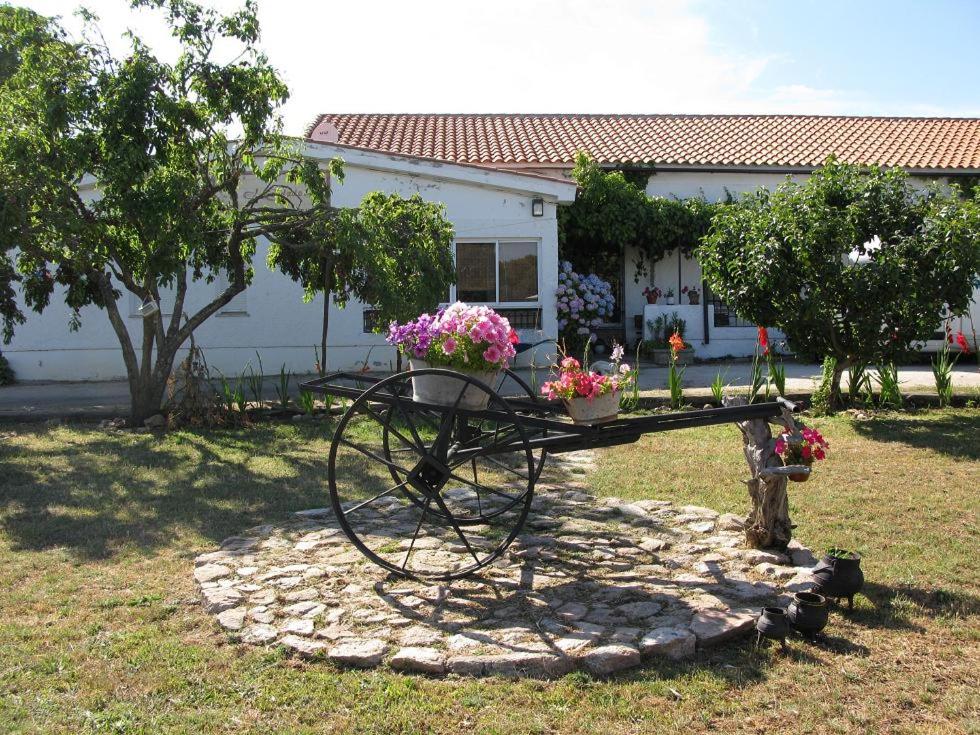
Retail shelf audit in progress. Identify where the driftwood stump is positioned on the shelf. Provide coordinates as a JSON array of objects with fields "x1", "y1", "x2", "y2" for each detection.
[{"x1": 724, "y1": 396, "x2": 800, "y2": 550}]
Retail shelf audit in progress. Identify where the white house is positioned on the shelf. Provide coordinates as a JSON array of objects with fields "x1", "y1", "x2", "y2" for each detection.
[
  {"x1": 309, "y1": 113, "x2": 980, "y2": 358},
  {"x1": 4, "y1": 142, "x2": 576, "y2": 381}
]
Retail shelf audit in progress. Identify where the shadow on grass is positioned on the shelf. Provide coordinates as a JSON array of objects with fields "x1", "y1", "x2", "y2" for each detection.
[
  {"x1": 851, "y1": 411, "x2": 980, "y2": 460},
  {"x1": 843, "y1": 580, "x2": 980, "y2": 632},
  {"x1": 0, "y1": 423, "x2": 336, "y2": 559}
]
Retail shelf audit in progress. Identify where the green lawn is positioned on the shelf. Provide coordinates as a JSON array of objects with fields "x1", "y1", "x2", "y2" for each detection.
[{"x1": 0, "y1": 412, "x2": 977, "y2": 734}]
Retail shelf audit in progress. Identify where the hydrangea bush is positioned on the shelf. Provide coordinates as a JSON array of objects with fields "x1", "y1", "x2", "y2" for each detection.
[
  {"x1": 556, "y1": 261, "x2": 615, "y2": 349},
  {"x1": 387, "y1": 302, "x2": 518, "y2": 372}
]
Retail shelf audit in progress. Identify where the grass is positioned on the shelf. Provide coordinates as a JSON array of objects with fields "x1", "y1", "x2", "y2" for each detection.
[{"x1": 0, "y1": 411, "x2": 978, "y2": 734}]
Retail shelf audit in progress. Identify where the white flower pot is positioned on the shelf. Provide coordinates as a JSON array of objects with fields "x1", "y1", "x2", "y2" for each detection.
[
  {"x1": 565, "y1": 391, "x2": 620, "y2": 425},
  {"x1": 664, "y1": 297, "x2": 675, "y2": 305},
  {"x1": 409, "y1": 360, "x2": 500, "y2": 410}
]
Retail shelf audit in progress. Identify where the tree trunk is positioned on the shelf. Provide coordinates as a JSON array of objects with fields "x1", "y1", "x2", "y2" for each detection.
[
  {"x1": 320, "y1": 286, "x2": 329, "y2": 377},
  {"x1": 130, "y1": 376, "x2": 169, "y2": 426},
  {"x1": 725, "y1": 396, "x2": 796, "y2": 549},
  {"x1": 829, "y1": 360, "x2": 846, "y2": 410}
]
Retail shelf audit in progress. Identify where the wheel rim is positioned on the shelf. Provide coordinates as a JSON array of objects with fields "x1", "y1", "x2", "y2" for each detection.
[{"x1": 328, "y1": 369, "x2": 534, "y2": 580}]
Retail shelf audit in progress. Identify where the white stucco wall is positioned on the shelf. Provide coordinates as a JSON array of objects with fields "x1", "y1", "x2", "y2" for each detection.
[{"x1": 3, "y1": 145, "x2": 574, "y2": 381}]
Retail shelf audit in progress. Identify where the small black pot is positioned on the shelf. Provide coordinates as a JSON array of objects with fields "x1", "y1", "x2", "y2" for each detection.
[
  {"x1": 755, "y1": 607, "x2": 790, "y2": 649},
  {"x1": 787, "y1": 591, "x2": 829, "y2": 638},
  {"x1": 812, "y1": 549, "x2": 864, "y2": 608}
]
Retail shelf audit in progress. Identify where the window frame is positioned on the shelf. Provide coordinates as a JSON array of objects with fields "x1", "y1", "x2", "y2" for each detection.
[{"x1": 451, "y1": 238, "x2": 542, "y2": 308}]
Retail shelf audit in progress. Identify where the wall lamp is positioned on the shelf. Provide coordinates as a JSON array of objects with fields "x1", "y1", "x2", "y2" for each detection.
[{"x1": 531, "y1": 198, "x2": 544, "y2": 217}]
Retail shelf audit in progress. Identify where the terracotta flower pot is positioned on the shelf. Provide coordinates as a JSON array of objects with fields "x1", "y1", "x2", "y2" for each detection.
[
  {"x1": 645, "y1": 294, "x2": 658, "y2": 304},
  {"x1": 688, "y1": 292, "x2": 700, "y2": 305}
]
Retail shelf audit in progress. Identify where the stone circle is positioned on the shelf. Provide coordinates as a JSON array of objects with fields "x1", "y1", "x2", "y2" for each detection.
[{"x1": 194, "y1": 451, "x2": 817, "y2": 678}]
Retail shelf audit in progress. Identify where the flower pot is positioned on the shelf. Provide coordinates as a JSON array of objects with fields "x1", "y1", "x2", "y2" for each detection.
[
  {"x1": 564, "y1": 390, "x2": 620, "y2": 425},
  {"x1": 788, "y1": 467, "x2": 811, "y2": 482},
  {"x1": 786, "y1": 591, "x2": 829, "y2": 638},
  {"x1": 664, "y1": 297, "x2": 675, "y2": 305},
  {"x1": 645, "y1": 294, "x2": 658, "y2": 304},
  {"x1": 687, "y1": 293, "x2": 700, "y2": 305},
  {"x1": 755, "y1": 606, "x2": 790, "y2": 649},
  {"x1": 811, "y1": 549, "x2": 864, "y2": 608},
  {"x1": 409, "y1": 360, "x2": 500, "y2": 410}
]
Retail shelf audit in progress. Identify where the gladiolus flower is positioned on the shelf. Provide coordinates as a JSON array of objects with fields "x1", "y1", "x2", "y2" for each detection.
[
  {"x1": 757, "y1": 326, "x2": 770, "y2": 356},
  {"x1": 668, "y1": 332, "x2": 685, "y2": 355},
  {"x1": 955, "y1": 331, "x2": 971, "y2": 353}
]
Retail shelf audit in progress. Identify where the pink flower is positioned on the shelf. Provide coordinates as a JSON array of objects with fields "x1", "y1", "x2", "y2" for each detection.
[
  {"x1": 561, "y1": 356, "x2": 580, "y2": 370},
  {"x1": 442, "y1": 337, "x2": 457, "y2": 355},
  {"x1": 483, "y1": 345, "x2": 502, "y2": 363}
]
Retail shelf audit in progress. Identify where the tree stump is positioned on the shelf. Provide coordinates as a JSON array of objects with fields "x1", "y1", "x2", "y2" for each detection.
[{"x1": 724, "y1": 396, "x2": 799, "y2": 550}]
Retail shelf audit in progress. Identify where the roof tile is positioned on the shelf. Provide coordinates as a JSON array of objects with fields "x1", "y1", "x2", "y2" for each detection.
[{"x1": 307, "y1": 114, "x2": 980, "y2": 171}]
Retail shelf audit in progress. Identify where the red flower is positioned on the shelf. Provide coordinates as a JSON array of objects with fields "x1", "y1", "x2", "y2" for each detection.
[
  {"x1": 509, "y1": 329, "x2": 519, "y2": 345},
  {"x1": 757, "y1": 326, "x2": 770, "y2": 356},
  {"x1": 668, "y1": 332, "x2": 685, "y2": 355},
  {"x1": 955, "y1": 331, "x2": 971, "y2": 354}
]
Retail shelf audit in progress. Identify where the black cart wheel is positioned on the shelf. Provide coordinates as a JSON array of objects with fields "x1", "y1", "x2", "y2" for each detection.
[{"x1": 328, "y1": 368, "x2": 534, "y2": 580}]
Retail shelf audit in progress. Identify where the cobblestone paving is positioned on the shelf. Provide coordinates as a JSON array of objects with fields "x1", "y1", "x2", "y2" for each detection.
[{"x1": 195, "y1": 451, "x2": 817, "y2": 677}]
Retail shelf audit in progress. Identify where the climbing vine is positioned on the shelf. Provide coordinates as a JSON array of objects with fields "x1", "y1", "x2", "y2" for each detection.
[{"x1": 557, "y1": 153, "x2": 722, "y2": 279}]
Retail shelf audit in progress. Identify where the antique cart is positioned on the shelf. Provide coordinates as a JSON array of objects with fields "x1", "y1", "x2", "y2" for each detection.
[{"x1": 300, "y1": 368, "x2": 798, "y2": 581}]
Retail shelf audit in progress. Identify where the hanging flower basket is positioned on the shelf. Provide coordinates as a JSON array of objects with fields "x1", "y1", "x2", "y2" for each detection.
[
  {"x1": 775, "y1": 426, "x2": 828, "y2": 482},
  {"x1": 387, "y1": 302, "x2": 518, "y2": 409}
]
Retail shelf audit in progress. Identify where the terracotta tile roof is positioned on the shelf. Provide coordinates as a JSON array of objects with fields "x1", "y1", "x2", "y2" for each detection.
[{"x1": 306, "y1": 114, "x2": 980, "y2": 172}]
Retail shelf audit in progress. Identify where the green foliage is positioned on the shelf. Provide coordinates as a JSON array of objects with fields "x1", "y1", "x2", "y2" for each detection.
[
  {"x1": 298, "y1": 390, "x2": 315, "y2": 416},
  {"x1": 811, "y1": 356, "x2": 838, "y2": 415},
  {"x1": 875, "y1": 363, "x2": 903, "y2": 410},
  {"x1": 0, "y1": 2, "x2": 340, "y2": 421},
  {"x1": 558, "y1": 154, "x2": 720, "y2": 278},
  {"x1": 646, "y1": 312, "x2": 686, "y2": 348},
  {"x1": 0, "y1": 348, "x2": 13, "y2": 385},
  {"x1": 699, "y1": 158, "x2": 980, "y2": 406},
  {"x1": 847, "y1": 362, "x2": 874, "y2": 405},
  {"x1": 748, "y1": 350, "x2": 765, "y2": 404},
  {"x1": 710, "y1": 370, "x2": 726, "y2": 404},
  {"x1": 667, "y1": 357, "x2": 685, "y2": 409},
  {"x1": 275, "y1": 363, "x2": 291, "y2": 412},
  {"x1": 267, "y1": 191, "x2": 455, "y2": 328},
  {"x1": 246, "y1": 352, "x2": 264, "y2": 404},
  {"x1": 931, "y1": 346, "x2": 957, "y2": 408},
  {"x1": 766, "y1": 352, "x2": 787, "y2": 397}
]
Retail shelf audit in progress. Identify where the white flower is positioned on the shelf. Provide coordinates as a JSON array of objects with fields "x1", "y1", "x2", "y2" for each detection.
[{"x1": 611, "y1": 344, "x2": 625, "y2": 361}]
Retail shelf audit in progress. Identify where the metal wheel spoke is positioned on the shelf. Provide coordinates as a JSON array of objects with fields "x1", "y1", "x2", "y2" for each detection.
[
  {"x1": 364, "y1": 403, "x2": 425, "y2": 458},
  {"x1": 445, "y1": 470, "x2": 520, "y2": 503},
  {"x1": 338, "y1": 437, "x2": 414, "y2": 477},
  {"x1": 429, "y1": 492, "x2": 482, "y2": 565},
  {"x1": 447, "y1": 451, "x2": 529, "y2": 482},
  {"x1": 344, "y1": 479, "x2": 411, "y2": 517},
  {"x1": 401, "y1": 496, "x2": 432, "y2": 570}
]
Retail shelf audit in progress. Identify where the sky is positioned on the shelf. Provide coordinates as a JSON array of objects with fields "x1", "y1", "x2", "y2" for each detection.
[{"x1": 19, "y1": 0, "x2": 980, "y2": 135}]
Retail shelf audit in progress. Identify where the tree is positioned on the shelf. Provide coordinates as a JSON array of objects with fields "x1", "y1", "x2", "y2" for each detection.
[
  {"x1": 699, "y1": 158, "x2": 980, "y2": 408},
  {"x1": 558, "y1": 153, "x2": 718, "y2": 280},
  {"x1": 266, "y1": 190, "x2": 455, "y2": 373},
  {"x1": 0, "y1": 1, "x2": 340, "y2": 423}
]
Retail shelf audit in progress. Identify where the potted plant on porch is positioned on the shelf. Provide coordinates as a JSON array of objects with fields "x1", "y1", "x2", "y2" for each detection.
[
  {"x1": 683, "y1": 285, "x2": 700, "y2": 305},
  {"x1": 643, "y1": 286, "x2": 661, "y2": 304},
  {"x1": 387, "y1": 302, "x2": 518, "y2": 409}
]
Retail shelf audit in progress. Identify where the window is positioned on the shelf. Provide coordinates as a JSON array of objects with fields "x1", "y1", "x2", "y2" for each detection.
[
  {"x1": 214, "y1": 272, "x2": 248, "y2": 315},
  {"x1": 453, "y1": 240, "x2": 539, "y2": 305},
  {"x1": 363, "y1": 308, "x2": 382, "y2": 334},
  {"x1": 705, "y1": 282, "x2": 752, "y2": 328}
]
